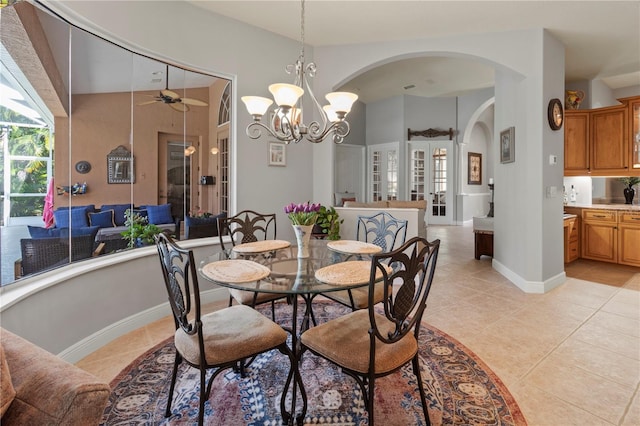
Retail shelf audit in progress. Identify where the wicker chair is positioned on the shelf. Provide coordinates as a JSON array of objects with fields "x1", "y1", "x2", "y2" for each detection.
[
  {"x1": 154, "y1": 233, "x2": 294, "y2": 425},
  {"x1": 15, "y1": 235, "x2": 97, "y2": 278},
  {"x1": 217, "y1": 210, "x2": 285, "y2": 320},
  {"x1": 301, "y1": 236, "x2": 440, "y2": 426},
  {"x1": 323, "y1": 211, "x2": 408, "y2": 310}
]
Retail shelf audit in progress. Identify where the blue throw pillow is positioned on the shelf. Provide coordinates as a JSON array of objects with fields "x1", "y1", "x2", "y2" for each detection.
[
  {"x1": 54, "y1": 206, "x2": 89, "y2": 228},
  {"x1": 146, "y1": 204, "x2": 173, "y2": 225},
  {"x1": 28, "y1": 226, "x2": 98, "y2": 239},
  {"x1": 100, "y1": 204, "x2": 131, "y2": 226},
  {"x1": 68, "y1": 226, "x2": 99, "y2": 239},
  {"x1": 28, "y1": 225, "x2": 63, "y2": 238},
  {"x1": 89, "y1": 210, "x2": 115, "y2": 228}
]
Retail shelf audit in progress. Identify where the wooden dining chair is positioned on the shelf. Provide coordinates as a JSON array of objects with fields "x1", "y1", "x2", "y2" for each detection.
[
  {"x1": 324, "y1": 211, "x2": 408, "y2": 310},
  {"x1": 154, "y1": 233, "x2": 294, "y2": 425},
  {"x1": 300, "y1": 236, "x2": 440, "y2": 426}
]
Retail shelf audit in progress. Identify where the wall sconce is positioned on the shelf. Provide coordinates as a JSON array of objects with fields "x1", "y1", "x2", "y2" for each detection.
[
  {"x1": 184, "y1": 145, "x2": 196, "y2": 156},
  {"x1": 210, "y1": 147, "x2": 219, "y2": 155}
]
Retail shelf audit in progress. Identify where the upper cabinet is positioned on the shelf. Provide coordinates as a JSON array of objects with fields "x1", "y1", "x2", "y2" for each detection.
[
  {"x1": 590, "y1": 105, "x2": 627, "y2": 173},
  {"x1": 630, "y1": 98, "x2": 640, "y2": 171},
  {"x1": 564, "y1": 111, "x2": 589, "y2": 173},
  {"x1": 564, "y1": 96, "x2": 639, "y2": 177}
]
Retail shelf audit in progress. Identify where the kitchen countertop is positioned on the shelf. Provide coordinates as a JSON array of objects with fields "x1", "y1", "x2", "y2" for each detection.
[{"x1": 564, "y1": 203, "x2": 640, "y2": 211}]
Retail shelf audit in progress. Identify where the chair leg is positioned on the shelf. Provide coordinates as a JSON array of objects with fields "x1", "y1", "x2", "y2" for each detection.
[
  {"x1": 367, "y1": 375, "x2": 375, "y2": 426},
  {"x1": 165, "y1": 351, "x2": 182, "y2": 417},
  {"x1": 270, "y1": 300, "x2": 276, "y2": 321},
  {"x1": 412, "y1": 356, "x2": 431, "y2": 426},
  {"x1": 198, "y1": 367, "x2": 207, "y2": 426}
]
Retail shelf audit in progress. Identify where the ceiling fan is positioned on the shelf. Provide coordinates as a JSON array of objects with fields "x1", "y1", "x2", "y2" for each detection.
[{"x1": 137, "y1": 65, "x2": 208, "y2": 112}]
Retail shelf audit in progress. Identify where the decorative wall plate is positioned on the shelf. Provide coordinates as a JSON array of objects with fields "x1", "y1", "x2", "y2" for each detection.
[{"x1": 75, "y1": 160, "x2": 91, "y2": 174}]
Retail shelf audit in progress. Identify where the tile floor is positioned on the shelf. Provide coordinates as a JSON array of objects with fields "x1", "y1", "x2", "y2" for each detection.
[{"x1": 76, "y1": 223, "x2": 640, "y2": 425}]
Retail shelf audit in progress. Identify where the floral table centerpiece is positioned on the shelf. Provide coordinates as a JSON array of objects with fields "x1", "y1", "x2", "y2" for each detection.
[{"x1": 285, "y1": 202, "x2": 321, "y2": 257}]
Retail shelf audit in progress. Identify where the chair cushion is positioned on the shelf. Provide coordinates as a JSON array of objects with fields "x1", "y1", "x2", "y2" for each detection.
[
  {"x1": 301, "y1": 309, "x2": 417, "y2": 375},
  {"x1": 174, "y1": 305, "x2": 287, "y2": 366},
  {"x1": 88, "y1": 210, "x2": 115, "y2": 228},
  {"x1": 0, "y1": 344, "x2": 15, "y2": 418},
  {"x1": 53, "y1": 206, "x2": 90, "y2": 228},
  {"x1": 146, "y1": 204, "x2": 173, "y2": 225},
  {"x1": 326, "y1": 281, "x2": 385, "y2": 310},
  {"x1": 100, "y1": 204, "x2": 131, "y2": 226},
  {"x1": 229, "y1": 289, "x2": 284, "y2": 305}
]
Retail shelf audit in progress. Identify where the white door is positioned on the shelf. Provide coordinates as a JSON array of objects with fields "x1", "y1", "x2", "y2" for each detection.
[
  {"x1": 409, "y1": 140, "x2": 453, "y2": 225},
  {"x1": 368, "y1": 142, "x2": 399, "y2": 201},
  {"x1": 335, "y1": 144, "x2": 365, "y2": 203}
]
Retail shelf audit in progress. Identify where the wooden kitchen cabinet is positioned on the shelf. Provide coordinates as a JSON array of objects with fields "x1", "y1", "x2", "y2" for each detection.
[
  {"x1": 590, "y1": 105, "x2": 628, "y2": 174},
  {"x1": 582, "y1": 209, "x2": 617, "y2": 263},
  {"x1": 564, "y1": 96, "x2": 640, "y2": 177},
  {"x1": 564, "y1": 111, "x2": 590, "y2": 175},
  {"x1": 563, "y1": 216, "x2": 579, "y2": 263},
  {"x1": 618, "y1": 211, "x2": 640, "y2": 267},
  {"x1": 629, "y1": 97, "x2": 640, "y2": 171}
]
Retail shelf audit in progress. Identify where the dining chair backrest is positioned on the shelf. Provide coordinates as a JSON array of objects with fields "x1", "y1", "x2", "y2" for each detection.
[
  {"x1": 356, "y1": 211, "x2": 408, "y2": 252},
  {"x1": 155, "y1": 233, "x2": 203, "y2": 342},
  {"x1": 368, "y1": 236, "x2": 440, "y2": 344},
  {"x1": 217, "y1": 210, "x2": 276, "y2": 252}
]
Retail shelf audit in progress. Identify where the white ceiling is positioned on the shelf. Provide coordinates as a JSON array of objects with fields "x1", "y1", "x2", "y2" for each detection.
[{"x1": 186, "y1": 0, "x2": 640, "y2": 103}]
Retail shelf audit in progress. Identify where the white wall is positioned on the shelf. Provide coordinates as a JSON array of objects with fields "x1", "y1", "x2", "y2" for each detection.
[{"x1": 314, "y1": 29, "x2": 567, "y2": 292}]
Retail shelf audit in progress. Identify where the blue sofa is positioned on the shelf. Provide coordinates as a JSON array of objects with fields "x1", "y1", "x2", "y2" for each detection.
[{"x1": 30, "y1": 203, "x2": 180, "y2": 253}]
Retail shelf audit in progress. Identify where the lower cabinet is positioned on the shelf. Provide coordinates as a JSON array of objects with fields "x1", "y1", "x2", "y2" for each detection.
[
  {"x1": 581, "y1": 209, "x2": 640, "y2": 266},
  {"x1": 618, "y1": 212, "x2": 640, "y2": 267},
  {"x1": 563, "y1": 217, "x2": 580, "y2": 263}
]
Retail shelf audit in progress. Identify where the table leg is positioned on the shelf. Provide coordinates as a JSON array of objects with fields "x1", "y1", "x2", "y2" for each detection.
[{"x1": 281, "y1": 295, "x2": 308, "y2": 425}]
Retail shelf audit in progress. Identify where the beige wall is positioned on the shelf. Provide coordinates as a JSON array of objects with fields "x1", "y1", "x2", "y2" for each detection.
[{"x1": 54, "y1": 87, "x2": 211, "y2": 210}]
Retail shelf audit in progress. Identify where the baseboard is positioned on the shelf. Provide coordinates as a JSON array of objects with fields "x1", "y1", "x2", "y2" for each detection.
[
  {"x1": 492, "y1": 259, "x2": 567, "y2": 294},
  {"x1": 58, "y1": 287, "x2": 228, "y2": 363}
]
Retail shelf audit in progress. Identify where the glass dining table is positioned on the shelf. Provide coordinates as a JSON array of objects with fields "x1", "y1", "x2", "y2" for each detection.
[{"x1": 198, "y1": 238, "x2": 382, "y2": 425}]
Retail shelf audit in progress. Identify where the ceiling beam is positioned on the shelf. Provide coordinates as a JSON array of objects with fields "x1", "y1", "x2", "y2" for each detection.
[{"x1": 1, "y1": 2, "x2": 68, "y2": 117}]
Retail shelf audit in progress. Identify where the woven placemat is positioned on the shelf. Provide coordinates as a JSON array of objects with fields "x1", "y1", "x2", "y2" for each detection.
[
  {"x1": 201, "y1": 259, "x2": 270, "y2": 283},
  {"x1": 232, "y1": 239, "x2": 291, "y2": 254},
  {"x1": 315, "y1": 260, "x2": 391, "y2": 286},
  {"x1": 327, "y1": 240, "x2": 383, "y2": 255}
]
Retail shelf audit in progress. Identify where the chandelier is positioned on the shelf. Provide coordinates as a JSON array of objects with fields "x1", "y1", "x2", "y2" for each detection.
[{"x1": 241, "y1": 0, "x2": 358, "y2": 144}]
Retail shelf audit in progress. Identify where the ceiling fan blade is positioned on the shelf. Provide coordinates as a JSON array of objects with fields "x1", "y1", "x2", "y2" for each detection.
[
  {"x1": 180, "y1": 97, "x2": 208, "y2": 107},
  {"x1": 170, "y1": 102, "x2": 189, "y2": 112},
  {"x1": 161, "y1": 89, "x2": 180, "y2": 99},
  {"x1": 137, "y1": 100, "x2": 158, "y2": 106}
]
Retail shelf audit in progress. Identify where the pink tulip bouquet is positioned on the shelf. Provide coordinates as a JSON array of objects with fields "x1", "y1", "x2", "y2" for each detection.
[{"x1": 284, "y1": 202, "x2": 321, "y2": 226}]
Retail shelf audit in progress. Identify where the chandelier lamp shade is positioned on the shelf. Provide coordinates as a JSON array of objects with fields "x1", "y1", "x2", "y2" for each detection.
[{"x1": 241, "y1": 0, "x2": 358, "y2": 144}]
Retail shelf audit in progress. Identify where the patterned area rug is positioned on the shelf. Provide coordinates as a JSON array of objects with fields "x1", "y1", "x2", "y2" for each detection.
[{"x1": 102, "y1": 301, "x2": 526, "y2": 425}]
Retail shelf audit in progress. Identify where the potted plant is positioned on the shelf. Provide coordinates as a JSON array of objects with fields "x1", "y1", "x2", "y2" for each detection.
[
  {"x1": 313, "y1": 205, "x2": 343, "y2": 240},
  {"x1": 121, "y1": 209, "x2": 163, "y2": 248},
  {"x1": 619, "y1": 177, "x2": 640, "y2": 204}
]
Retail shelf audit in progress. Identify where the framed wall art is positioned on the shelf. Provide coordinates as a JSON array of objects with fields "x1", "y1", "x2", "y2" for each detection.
[
  {"x1": 500, "y1": 126, "x2": 515, "y2": 164},
  {"x1": 468, "y1": 152, "x2": 482, "y2": 185},
  {"x1": 107, "y1": 145, "x2": 135, "y2": 184},
  {"x1": 268, "y1": 142, "x2": 286, "y2": 167}
]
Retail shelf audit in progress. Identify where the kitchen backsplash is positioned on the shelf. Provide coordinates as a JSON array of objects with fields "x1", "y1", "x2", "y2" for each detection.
[{"x1": 563, "y1": 176, "x2": 640, "y2": 205}]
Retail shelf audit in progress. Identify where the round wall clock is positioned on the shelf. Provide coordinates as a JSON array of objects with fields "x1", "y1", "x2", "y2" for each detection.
[{"x1": 547, "y1": 98, "x2": 564, "y2": 130}]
